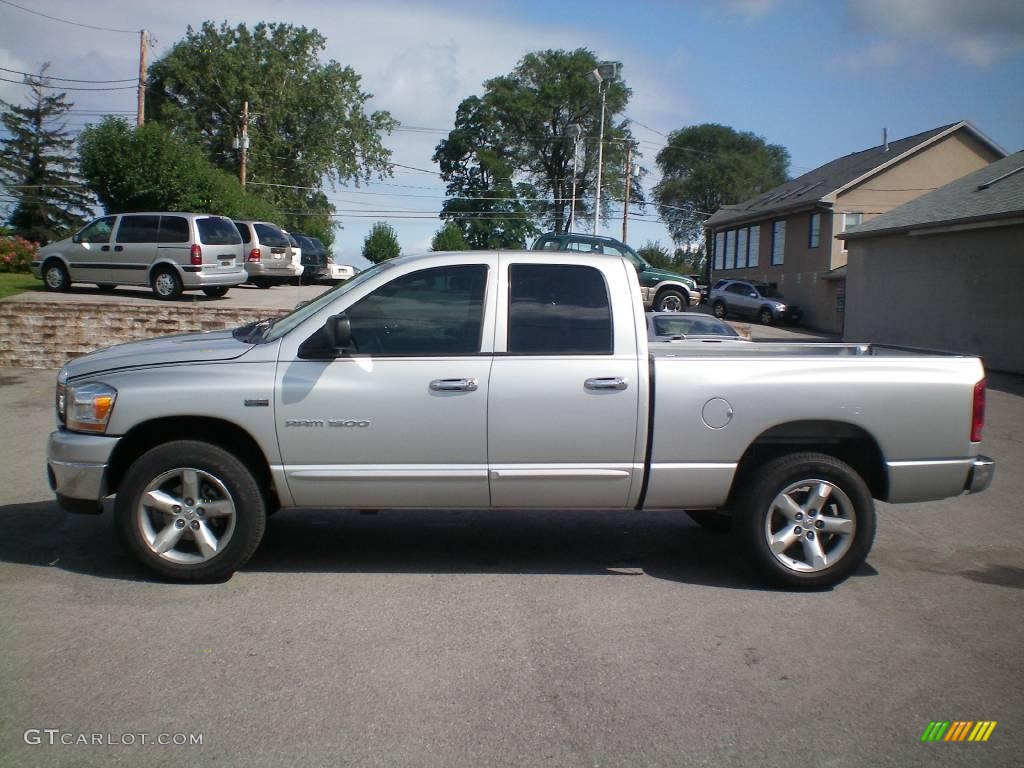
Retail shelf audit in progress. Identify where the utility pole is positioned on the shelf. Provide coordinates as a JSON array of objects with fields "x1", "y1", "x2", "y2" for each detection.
[
  {"x1": 136, "y1": 29, "x2": 147, "y2": 127},
  {"x1": 240, "y1": 101, "x2": 249, "y2": 188},
  {"x1": 621, "y1": 142, "x2": 632, "y2": 244},
  {"x1": 592, "y1": 83, "x2": 607, "y2": 236}
]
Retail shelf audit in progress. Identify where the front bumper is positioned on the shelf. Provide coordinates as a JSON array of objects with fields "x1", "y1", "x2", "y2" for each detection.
[
  {"x1": 965, "y1": 455, "x2": 995, "y2": 494},
  {"x1": 47, "y1": 430, "x2": 120, "y2": 505},
  {"x1": 30, "y1": 260, "x2": 42, "y2": 279}
]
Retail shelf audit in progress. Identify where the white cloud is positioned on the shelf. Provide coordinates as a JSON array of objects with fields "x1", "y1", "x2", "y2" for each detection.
[
  {"x1": 827, "y1": 41, "x2": 902, "y2": 73},
  {"x1": 844, "y1": 0, "x2": 1024, "y2": 67}
]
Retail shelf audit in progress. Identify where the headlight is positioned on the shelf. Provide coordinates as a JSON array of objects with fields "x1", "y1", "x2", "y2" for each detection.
[
  {"x1": 65, "y1": 382, "x2": 117, "y2": 433},
  {"x1": 774, "y1": 302, "x2": 786, "y2": 311}
]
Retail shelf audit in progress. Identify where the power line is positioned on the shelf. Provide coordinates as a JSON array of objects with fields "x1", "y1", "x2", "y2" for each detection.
[
  {"x1": 0, "y1": 0, "x2": 138, "y2": 33},
  {"x1": 0, "y1": 75, "x2": 138, "y2": 91},
  {"x1": 0, "y1": 66, "x2": 135, "y2": 84}
]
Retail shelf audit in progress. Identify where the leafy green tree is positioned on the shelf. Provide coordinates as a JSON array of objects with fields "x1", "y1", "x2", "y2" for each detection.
[
  {"x1": 362, "y1": 221, "x2": 400, "y2": 263},
  {"x1": 638, "y1": 241, "x2": 677, "y2": 272},
  {"x1": 434, "y1": 49, "x2": 642, "y2": 243},
  {"x1": 654, "y1": 123, "x2": 789, "y2": 244},
  {"x1": 147, "y1": 21, "x2": 397, "y2": 245},
  {"x1": 78, "y1": 117, "x2": 279, "y2": 221},
  {"x1": 430, "y1": 222, "x2": 470, "y2": 251},
  {"x1": 0, "y1": 66, "x2": 94, "y2": 243}
]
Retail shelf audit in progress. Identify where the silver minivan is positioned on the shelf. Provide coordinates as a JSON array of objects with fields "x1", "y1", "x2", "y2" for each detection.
[
  {"x1": 31, "y1": 212, "x2": 247, "y2": 300},
  {"x1": 234, "y1": 220, "x2": 302, "y2": 288}
]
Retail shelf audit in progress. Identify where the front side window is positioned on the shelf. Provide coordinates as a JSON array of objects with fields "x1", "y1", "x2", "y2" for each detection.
[
  {"x1": 508, "y1": 263, "x2": 612, "y2": 355},
  {"x1": 115, "y1": 215, "x2": 160, "y2": 244},
  {"x1": 726, "y1": 283, "x2": 751, "y2": 296},
  {"x1": 78, "y1": 216, "x2": 115, "y2": 244},
  {"x1": 344, "y1": 264, "x2": 487, "y2": 356},
  {"x1": 197, "y1": 217, "x2": 243, "y2": 246}
]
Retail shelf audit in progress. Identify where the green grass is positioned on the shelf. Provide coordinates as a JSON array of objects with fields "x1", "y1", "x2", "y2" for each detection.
[{"x1": 0, "y1": 272, "x2": 42, "y2": 300}]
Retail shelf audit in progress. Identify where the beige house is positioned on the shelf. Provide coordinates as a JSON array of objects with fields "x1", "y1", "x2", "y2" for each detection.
[
  {"x1": 704, "y1": 122, "x2": 1005, "y2": 333},
  {"x1": 841, "y1": 150, "x2": 1024, "y2": 374}
]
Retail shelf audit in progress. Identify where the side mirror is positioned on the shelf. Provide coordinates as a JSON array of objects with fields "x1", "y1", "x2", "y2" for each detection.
[
  {"x1": 71, "y1": 234, "x2": 81, "y2": 244},
  {"x1": 749, "y1": 292, "x2": 758, "y2": 298},
  {"x1": 324, "y1": 312, "x2": 353, "y2": 351}
]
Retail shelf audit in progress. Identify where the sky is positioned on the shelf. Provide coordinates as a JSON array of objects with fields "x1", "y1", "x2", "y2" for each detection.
[{"x1": 1, "y1": 0, "x2": 1022, "y2": 267}]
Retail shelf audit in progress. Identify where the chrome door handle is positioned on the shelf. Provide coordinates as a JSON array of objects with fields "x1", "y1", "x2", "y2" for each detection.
[
  {"x1": 430, "y1": 378, "x2": 479, "y2": 392},
  {"x1": 584, "y1": 377, "x2": 628, "y2": 391}
]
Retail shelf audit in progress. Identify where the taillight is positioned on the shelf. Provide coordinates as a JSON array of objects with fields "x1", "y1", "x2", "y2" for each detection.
[
  {"x1": 190, "y1": 244, "x2": 202, "y2": 265},
  {"x1": 971, "y1": 378, "x2": 986, "y2": 442},
  {"x1": 247, "y1": 248, "x2": 261, "y2": 262}
]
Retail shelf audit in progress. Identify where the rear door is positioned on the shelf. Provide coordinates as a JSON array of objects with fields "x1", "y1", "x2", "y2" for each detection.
[
  {"x1": 155, "y1": 215, "x2": 192, "y2": 276},
  {"x1": 487, "y1": 256, "x2": 644, "y2": 508},
  {"x1": 275, "y1": 259, "x2": 497, "y2": 508},
  {"x1": 113, "y1": 214, "x2": 159, "y2": 284}
]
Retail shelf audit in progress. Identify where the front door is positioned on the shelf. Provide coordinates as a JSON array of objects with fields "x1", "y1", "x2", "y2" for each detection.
[
  {"x1": 487, "y1": 259, "x2": 644, "y2": 508},
  {"x1": 276, "y1": 261, "x2": 496, "y2": 508},
  {"x1": 67, "y1": 216, "x2": 116, "y2": 284}
]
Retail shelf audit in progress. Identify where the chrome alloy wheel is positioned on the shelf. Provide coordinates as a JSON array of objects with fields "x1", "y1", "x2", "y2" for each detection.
[
  {"x1": 659, "y1": 293, "x2": 684, "y2": 312},
  {"x1": 154, "y1": 272, "x2": 177, "y2": 297},
  {"x1": 763, "y1": 479, "x2": 855, "y2": 573},
  {"x1": 136, "y1": 468, "x2": 237, "y2": 564},
  {"x1": 45, "y1": 265, "x2": 66, "y2": 289}
]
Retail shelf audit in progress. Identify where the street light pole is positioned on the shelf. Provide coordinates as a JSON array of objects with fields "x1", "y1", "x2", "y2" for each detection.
[
  {"x1": 588, "y1": 62, "x2": 618, "y2": 237},
  {"x1": 568, "y1": 124, "x2": 582, "y2": 233}
]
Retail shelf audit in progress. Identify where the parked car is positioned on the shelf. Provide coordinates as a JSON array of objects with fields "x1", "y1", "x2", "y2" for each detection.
[
  {"x1": 647, "y1": 312, "x2": 747, "y2": 342},
  {"x1": 281, "y1": 230, "x2": 303, "y2": 283},
  {"x1": 233, "y1": 220, "x2": 302, "y2": 288},
  {"x1": 709, "y1": 279, "x2": 802, "y2": 325},
  {"x1": 46, "y1": 250, "x2": 993, "y2": 589},
  {"x1": 325, "y1": 256, "x2": 357, "y2": 283},
  {"x1": 532, "y1": 232, "x2": 701, "y2": 310},
  {"x1": 30, "y1": 212, "x2": 247, "y2": 300},
  {"x1": 292, "y1": 233, "x2": 329, "y2": 283},
  {"x1": 683, "y1": 274, "x2": 709, "y2": 303}
]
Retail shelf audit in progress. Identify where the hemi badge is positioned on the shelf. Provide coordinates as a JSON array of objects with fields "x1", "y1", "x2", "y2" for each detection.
[{"x1": 244, "y1": 399, "x2": 270, "y2": 407}]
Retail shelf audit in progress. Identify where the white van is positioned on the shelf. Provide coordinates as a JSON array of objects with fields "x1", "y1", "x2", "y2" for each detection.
[{"x1": 31, "y1": 212, "x2": 248, "y2": 300}]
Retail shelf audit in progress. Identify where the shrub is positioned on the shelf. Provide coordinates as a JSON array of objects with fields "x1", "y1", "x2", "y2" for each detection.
[{"x1": 0, "y1": 235, "x2": 38, "y2": 273}]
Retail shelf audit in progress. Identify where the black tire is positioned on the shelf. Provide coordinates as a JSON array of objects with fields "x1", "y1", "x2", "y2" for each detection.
[
  {"x1": 712, "y1": 300, "x2": 727, "y2": 319},
  {"x1": 151, "y1": 267, "x2": 183, "y2": 300},
  {"x1": 734, "y1": 452, "x2": 876, "y2": 589},
  {"x1": 758, "y1": 307, "x2": 774, "y2": 325},
  {"x1": 685, "y1": 509, "x2": 732, "y2": 533},
  {"x1": 114, "y1": 440, "x2": 267, "y2": 581},
  {"x1": 654, "y1": 288, "x2": 688, "y2": 312},
  {"x1": 202, "y1": 286, "x2": 229, "y2": 298},
  {"x1": 96, "y1": 283, "x2": 117, "y2": 292},
  {"x1": 252, "y1": 278, "x2": 272, "y2": 289},
  {"x1": 42, "y1": 260, "x2": 70, "y2": 292}
]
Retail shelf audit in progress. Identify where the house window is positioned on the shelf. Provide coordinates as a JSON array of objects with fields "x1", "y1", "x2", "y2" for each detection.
[
  {"x1": 736, "y1": 228, "x2": 748, "y2": 269},
  {"x1": 748, "y1": 225, "x2": 759, "y2": 267},
  {"x1": 808, "y1": 213, "x2": 821, "y2": 248},
  {"x1": 771, "y1": 220, "x2": 785, "y2": 265},
  {"x1": 714, "y1": 231, "x2": 724, "y2": 270},
  {"x1": 841, "y1": 213, "x2": 862, "y2": 251},
  {"x1": 725, "y1": 230, "x2": 735, "y2": 269}
]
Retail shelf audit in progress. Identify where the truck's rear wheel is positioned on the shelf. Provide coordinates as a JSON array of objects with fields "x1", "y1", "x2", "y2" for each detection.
[
  {"x1": 734, "y1": 452, "x2": 875, "y2": 589},
  {"x1": 114, "y1": 440, "x2": 266, "y2": 581}
]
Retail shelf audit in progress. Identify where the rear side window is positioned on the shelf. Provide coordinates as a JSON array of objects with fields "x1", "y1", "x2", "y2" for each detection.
[
  {"x1": 116, "y1": 215, "x2": 160, "y2": 243},
  {"x1": 253, "y1": 223, "x2": 290, "y2": 248},
  {"x1": 508, "y1": 264, "x2": 612, "y2": 355},
  {"x1": 197, "y1": 217, "x2": 243, "y2": 246},
  {"x1": 158, "y1": 216, "x2": 190, "y2": 243},
  {"x1": 234, "y1": 222, "x2": 251, "y2": 244}
]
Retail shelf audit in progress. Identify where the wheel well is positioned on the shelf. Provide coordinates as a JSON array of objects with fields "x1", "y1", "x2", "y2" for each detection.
[
  {"x1": 729, "y1": 420, "x2": 888, "y2": 503},
  {"x1": 107, "y1": 417, "x2": 276, "y2": 503},
  {"x1": 148, "y1": 262, "x2": 180, "y2": 279},
  {"x1": 655, "y1": 285, "x2": 689, "y2": 306},
  {"x1": 42, "y1": 255, "x2": 67, "y2": 271}
]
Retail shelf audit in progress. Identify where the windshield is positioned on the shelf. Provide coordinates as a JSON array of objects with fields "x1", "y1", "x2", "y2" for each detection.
[{"x1": 262, "y1": 261, "x2": 394, "y2": 342}]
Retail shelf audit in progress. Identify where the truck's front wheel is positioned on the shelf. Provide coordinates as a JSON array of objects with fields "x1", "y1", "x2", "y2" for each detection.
[
  {"x1": 114, "y1": 440, "x2": 266, "y2": 581},
  {"x1": 735, "y1": 452, "x2": 875, "y2": 589}
]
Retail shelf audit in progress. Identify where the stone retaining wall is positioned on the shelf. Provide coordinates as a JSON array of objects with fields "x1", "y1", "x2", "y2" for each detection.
[{"x1": 0, "y1": 297, "x2": 289, "y2": 369}]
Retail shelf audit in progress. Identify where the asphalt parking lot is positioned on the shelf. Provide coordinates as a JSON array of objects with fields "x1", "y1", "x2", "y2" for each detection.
[{"x1": 1, "y1": 367, "x2": 1021, "y2": 768}]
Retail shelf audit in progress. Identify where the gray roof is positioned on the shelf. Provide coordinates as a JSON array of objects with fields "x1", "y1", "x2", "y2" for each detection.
[
  {"x1": 842, "y1": 151, "x2": 1024, "y2": 239},
  {"x1": 705, "y1": 121, "x2": 1000, "y2": 229}
]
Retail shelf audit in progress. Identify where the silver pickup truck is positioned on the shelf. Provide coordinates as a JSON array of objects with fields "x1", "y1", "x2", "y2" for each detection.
[{"x1": 47, "y1": 251, "x2": 994, "y2": 588}]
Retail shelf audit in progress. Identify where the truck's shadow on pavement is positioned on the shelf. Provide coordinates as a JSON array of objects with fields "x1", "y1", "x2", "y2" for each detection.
[{"x1": 0, "y1": 501, "x2": 878, "y2": 591}]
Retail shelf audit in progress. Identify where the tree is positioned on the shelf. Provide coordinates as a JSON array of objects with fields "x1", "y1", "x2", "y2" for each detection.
[
  {"x1": 638, "y1": 241, "x2": 676, "y2": 272},
  {"x1": 434, "y1": 49, "x2": 642, "y2": 245},
  {"x1": 147, "y1": 21, "x2": 397, "y2": 244},
  {"x1": 362, "y1": 221, "x2": 400, "y2": 264},
  {"x1": 78, "y1": 117, "x2": 279, "y2": 221},
  {"x1": 653, "y1": 124, "x2": 789, "y2": 245},
  {"x1": 0, "y1": 65, "x2": 94, "y2": 243},
  {"x1": 431, "y1": 223, "x2": 470, "y2": 251}
]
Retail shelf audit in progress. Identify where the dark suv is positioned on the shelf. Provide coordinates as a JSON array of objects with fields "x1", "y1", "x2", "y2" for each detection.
[
  {"x1": 293, "y1": 233, "x2": 329, "y2": 283},
  {"x1": 708, "y1": 279, "x2": 802, "y2": 325},
  {"x1": 532, "y1": 232, "x2": 700, "y2": 310}
]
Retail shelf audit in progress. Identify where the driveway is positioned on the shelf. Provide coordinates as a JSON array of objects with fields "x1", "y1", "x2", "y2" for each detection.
[{"x1": 0, "y1": 369, "x2": 1021, "y2": 767}]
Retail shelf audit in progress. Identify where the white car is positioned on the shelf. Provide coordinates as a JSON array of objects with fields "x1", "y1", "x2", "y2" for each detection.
[
  {"x1": 325, "y1": 257, "x2": 357, "y2": 283},
  {"x1": 647, "y1": 312, "x2": 749, "y2": 342}
]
